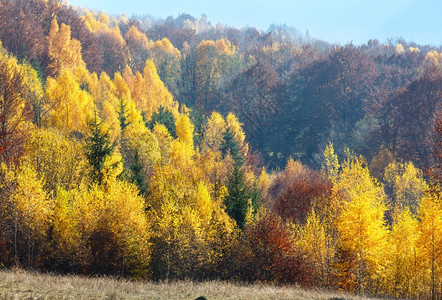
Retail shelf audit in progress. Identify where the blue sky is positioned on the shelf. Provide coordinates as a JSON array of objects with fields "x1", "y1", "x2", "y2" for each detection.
[{"x1": 68, "y1": 0, "x2": 442, "y2": 46}]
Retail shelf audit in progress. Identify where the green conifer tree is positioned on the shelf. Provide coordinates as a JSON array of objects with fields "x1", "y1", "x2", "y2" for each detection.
[{"x1": 85, "y1": 113, "x2": 117, "y2": 185}]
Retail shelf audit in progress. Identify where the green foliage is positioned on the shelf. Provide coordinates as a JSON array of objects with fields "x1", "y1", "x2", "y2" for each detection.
[
  {"x1": 146, "y1": 106, "x2": 176, "y2": 138},
  {"x1": 224, "y1": 163, "x2": 249, "y2": 229},
  {"x1": 117, "y1": 97, "x2": 132, "y2": 133},
  {"x1": 130, "y1": 150, "x2": 148, "y2": 196},
  {"x1": 85, "y1": 114, "x2": 117, "y2": 185}
]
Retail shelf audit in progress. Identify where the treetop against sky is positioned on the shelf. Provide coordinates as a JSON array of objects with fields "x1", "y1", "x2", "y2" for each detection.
[{"x1": 69, "y1": 0, "x2": 442, "y2": 45}]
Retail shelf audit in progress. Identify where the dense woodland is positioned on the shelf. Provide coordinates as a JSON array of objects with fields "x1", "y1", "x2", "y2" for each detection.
[{"x1": 0, "y1": 0, "x2": 440, "y2": 298}]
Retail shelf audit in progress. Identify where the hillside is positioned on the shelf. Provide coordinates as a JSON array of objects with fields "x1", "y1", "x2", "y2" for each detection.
[{"x1": 0, "y1": 1, "x2": 440, "y2": 299}]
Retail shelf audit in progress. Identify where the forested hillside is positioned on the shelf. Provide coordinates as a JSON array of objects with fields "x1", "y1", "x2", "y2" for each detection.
[{"x1": 0, "y1": 0, "x2": 440, "y2": 298}]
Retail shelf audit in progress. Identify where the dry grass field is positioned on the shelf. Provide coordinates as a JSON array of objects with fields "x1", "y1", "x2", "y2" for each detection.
[{"x1": 0, "y1": 269, "x2": 382, "y2": 300}]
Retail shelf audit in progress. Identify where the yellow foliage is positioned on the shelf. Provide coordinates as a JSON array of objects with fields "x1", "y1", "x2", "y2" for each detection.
[
  {"x1": 297, "y1": 208, "x2": 334, "y2": 286},
  {"x1": 126, "y1": 60, "x2": 178, "y2": 121},
  {"x1": 83, "y1": 11, "x2": 126, "y2": 50},
  {"x1": 45, "y1": 68, "x2": 95, "y2": 134},
  {"x1": 0, "y1": 161, "x2": 53, "y2": 266},
  {"x1": 416, "y1": 192, "x2": 442, "y2": 297},
  {"x1": 100, "y1": 148, "x2": 123, "y2": 185},
  {"x1": 335, "y1": 155, "x2": 389, "y2": 291},
  {"x1": 395, "y1": 44, "x2": 405, "y2": 54},
  {"x1": 201, "y1": 112, "x2": 226, "y2": 153},
  {"x1": 384, "y1": 208, "x2": 419, "y2": 297},
  {"x1": 175, "y1": 114, "x2": 194, "y2": 148},
  {"x1": 153, "y1": 38, "x2": 181, "y2": 58},
  {"x1": 226, "y1": 112, "x2": 248, "y2": 157},
  {"x1": 257, "y1": 168, "x2": 271, "y2": 198},
  {"x1": 90, "y1": 72, "x2": 121, "y2": 139},
  {"x1": 53, "y1": 180, "x2": 151, "y2": 275},
  {"x1": 196, "y1": 181, "x2": 213, "y2": 224},
  {"x1": 215, "y1": 39, "x2": 235, "y2": 55},
  {"x1": 23, "y1": 127, "x2": 88, "y2": 191},
  {"x1": 52, "y1": 187, "x2": 83, "y2": 260},
  {"x1": 125, "y1": 25, "x2": 153, "y2": 50},
  {"x1": 21, "y1": 63, "x2": 44, "y2": 106},
  {"x1": 384, "y1": 161, "x2": 428, "y2": 214},
  {"x1": 425, "y1": 50, "x2": 442, "y2": 67},
  {"x1": 170, "y1": 139, "x2": 194, "y2": 169},
  {"x1": 323, "y1": 142, "x2": 339, "y2": 180},
  {"x1": 152, "y1": 123, "x2": 173, "y2": 165},
  {"x1": 197, "y1": 39, "x2": 235, "y2": 56},
  {"x1": 47, "y1": 17, "x2": 86, "y2": 74},
  {"x1": 8, "y1": 162, "x2": 53, "y2": 240},
  {"x1": 124, "y1": 126, "x2": 161, "y2": 169},
  {"x1": 113, "y1": 72, "x2": 131, "y2": 100},
  {"x1": 147, "y1": 160, "x2": 234, "y2": 278}
]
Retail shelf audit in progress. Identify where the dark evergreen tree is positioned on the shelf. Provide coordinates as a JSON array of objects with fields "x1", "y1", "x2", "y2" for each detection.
[
  {"x1": 85, "y1": 114, "x2": 117, "y2": 185},
  {"x1": 130, "y1": 150, "x2": 149, "y2": 196},
  {"x1": 249, "y1": 183, "x2": 262, "y2": 212},
  {"x1": 221, "y1": 128, "x2": 243, "y2": 165},
  {"x1": 224, "y1": 162, "x2": 249, "y2": 229},
  {"x1": 222, "y1": 129, "x2": 249, "y2": 228},
  {"x1": 146, "y1": 106, "x2": 176, "y2": 138},
  {"x1": 117, "y1": 97, "x2": 131, "y2": 133}
]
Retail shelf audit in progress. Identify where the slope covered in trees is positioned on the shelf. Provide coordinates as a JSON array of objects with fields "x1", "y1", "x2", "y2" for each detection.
[{"x1": 0, "y1": 1, "x2": 440, "y2": 298}]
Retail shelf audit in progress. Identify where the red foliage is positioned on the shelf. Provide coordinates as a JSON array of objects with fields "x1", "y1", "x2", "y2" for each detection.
[
  {"x1": 230, "y1": 211, "x2": 312, "y2": 285},
  {"x1": 271, "y1": 163, "x2": 332, "y2": 223}
]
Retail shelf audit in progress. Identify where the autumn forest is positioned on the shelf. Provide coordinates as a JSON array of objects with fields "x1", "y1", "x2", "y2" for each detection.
[{"x1": 0, "y1": 0, "x2": 440, "y2": 298}]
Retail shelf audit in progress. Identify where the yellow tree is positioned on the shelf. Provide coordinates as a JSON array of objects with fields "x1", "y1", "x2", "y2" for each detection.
[
  {"x1": 90, "y1": 72, "x2": 121, "y2": 140},
  {"x1": 23, "y1": 127, "x2": 88, "y2": 192},
  {"x1": 416, "y1": 192, "x2": 442, "y2": 298},
  {"x1": 152, "y1": 38, "x2": 181, "y2": 59},
  {"x1": 121, "y1": 122, "x2": 161, "y2": 196},
  {"x1": 1, "y1": 161, "x2": 53, "y2": 268},
  {"x1": 20, "y1": 61, "x2": 44, "y2": 128},
  {"x1": 148, "y1": 161, "x2": 234, "y2": 280},
  {"x1": 225, "y1": 112, "x2": 249, "y2": 160},
  {"x1": 45, "y1": 68, "x2": 95, "y2": 134},
  {"x1": 152, "y1": 123, "x2": 173, "y2": 166},
  {"x1": 51, "y1": 187, "x2": 85, "y2": 270},
  {"x1": 124, "y1": 25, "x2": 152, "y2": 72},
  {"x1": 323, "y1": 142, "x2": 340, "y2": 180},
  {"x1": 0, "y1": 47, "x2": 32, "y2": 164},
  {"x1": 195, "y1": 39, "x2": 238, "y2": 111},
  {"x1": 175, "y1": 113, "x2": 194, "y2": 148},
  {"x1": 425, "y1": 50, "x2": 442, "y2": 69},
  {"x1": 147, "y1": 114, "x2": 235, "y2": 279},
  {"x1": 296, "y1": 208, "x2": 335, "y2": 287},
  {"x1": 113, "y1": 71, "x2": 148, "y2": 137},
  {"x1": 147, "y1": 163, "x2": 206, "y2": 280},
  {"x1": 150, "y1": 38, "x2": 181, "y2": 97},
  {"x1": 384, "y1": 208, "x2": 419, "y2": 298},
  {"x1": 47, "y1": 17, "x2": 86, "y2": 75},
  {"x1": 127, "y1": 60, "x2": 178, "y2": 121},
  {"x1": 334, "y1": 154, "x2": 389, "y2": 293},
  {"x1": 384, "y1": 161, "x2": 428, "y2": 214},
  {"x1": 168, "y1": 113, "x2": 195, "y2": 170},
  {"x1": 199, "y1": 112, "x2": 229, "y2": 201},
  {"x1": 53, "y1": 180, "x2": 151, "y2": 276}
]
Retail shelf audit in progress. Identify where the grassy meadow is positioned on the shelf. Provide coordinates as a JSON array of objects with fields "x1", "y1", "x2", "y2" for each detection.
[{"x1": 0, "y1": 269, "x2": 382, "y2": 300}]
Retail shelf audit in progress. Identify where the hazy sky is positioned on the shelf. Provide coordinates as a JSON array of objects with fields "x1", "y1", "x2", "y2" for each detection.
[{"x1": 68, "y1": 0, "x2": 442, "y2": 46}]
